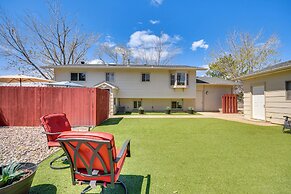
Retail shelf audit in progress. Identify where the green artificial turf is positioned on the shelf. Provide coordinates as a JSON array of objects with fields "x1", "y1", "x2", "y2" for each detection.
[{"x1": 30, "y1": 118, "x2": 291, "y2": 194}]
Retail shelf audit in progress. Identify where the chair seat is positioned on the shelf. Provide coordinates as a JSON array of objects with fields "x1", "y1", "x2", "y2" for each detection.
[
  {"x1": 75, "y1": 148, "x2": 127, "y2": 183},
  {"x1": 48, "y1": 141, "x2": 61, "y2": 148}
]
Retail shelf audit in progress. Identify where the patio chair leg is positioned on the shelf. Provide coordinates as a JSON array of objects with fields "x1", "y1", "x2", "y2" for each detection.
[
  {"x1": 116, "y1": 179, "x2": 127, "y2": 194},
  {"x1": 50, "y1": 152, "x2": 70, "y2": 170},
  {"x1": 81, "y1": 185, "x2": 92, "y2": 194}
]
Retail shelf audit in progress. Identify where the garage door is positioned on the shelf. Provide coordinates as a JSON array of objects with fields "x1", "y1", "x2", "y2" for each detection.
[{"x1": 252, "y1": 85, "x2": 265, "y2": 120}]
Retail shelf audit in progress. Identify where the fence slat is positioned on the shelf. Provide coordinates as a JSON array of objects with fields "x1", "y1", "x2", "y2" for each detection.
[
  {"x1": 0, "y1": 86, "x2": 109, "y2": 126},
  {"x1": 222, "y1": 94, "x2": 238, "y2": 114}
]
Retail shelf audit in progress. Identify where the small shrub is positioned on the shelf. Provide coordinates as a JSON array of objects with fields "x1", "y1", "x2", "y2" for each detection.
[
  {"x1": 0, "y1": 162, "x2": 27, "y2": 188},
  {"x1": 188, "y1": 107, "x2": 194, "y2": 114},
  {"x1": 165, "y1": 106, "x2": 171, "y2": 114},
  {"x1": 138, "y1": 107, "x2": 144, "y2": 114}
]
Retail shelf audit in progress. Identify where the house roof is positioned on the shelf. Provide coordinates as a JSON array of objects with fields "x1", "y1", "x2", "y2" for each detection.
[
  {"x1": 196, "y1": 77, "x2": 239, "y2": 85},
  {"x1": 42, "y1": 63, "x2": 207, "y2": 71},
  {"x1": 237, "y1": 60, "x2": 291, "y2": 80},
  {"x1": 94, "y1": 81, "x2": 119, "y2": 90}
]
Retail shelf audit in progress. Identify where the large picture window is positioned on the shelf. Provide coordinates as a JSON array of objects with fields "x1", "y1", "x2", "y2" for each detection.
[
  {"x1": 170, "y1": 72, "x2": 188, "y2": 87},
  {"x1": 177, "y1": 73, "x2": 186, "y2": 85}
]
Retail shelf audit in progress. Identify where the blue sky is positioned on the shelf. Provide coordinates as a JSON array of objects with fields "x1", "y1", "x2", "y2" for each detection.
[{"x1": 0, "y1": 0, "x2": 291, "y2": 75}]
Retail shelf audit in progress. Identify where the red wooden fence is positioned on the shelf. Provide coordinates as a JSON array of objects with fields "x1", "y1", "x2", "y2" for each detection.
[
  {"x1": 0, "y1": 86, "x2": 109, "y2": 126},
  {"x1": 221, "y1": 94, "x2": 238, "y2": 113}
]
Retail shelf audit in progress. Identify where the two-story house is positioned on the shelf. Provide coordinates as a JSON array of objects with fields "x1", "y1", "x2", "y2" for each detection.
[{"x1": 44, "y1": 63, "x2": 237, "y2": 115}]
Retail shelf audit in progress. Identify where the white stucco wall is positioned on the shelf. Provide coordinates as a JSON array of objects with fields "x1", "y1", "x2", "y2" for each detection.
[
  {"x1": 119, "y1": 98, "x2": 195, "y2": 112},
  {"x1": 196, "y1": 85, "x2": 233, "y2": 112}
]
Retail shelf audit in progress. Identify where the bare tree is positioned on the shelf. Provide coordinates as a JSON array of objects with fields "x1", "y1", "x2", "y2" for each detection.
[
  {"x1": 97, "y1": 43, "x2": 131, "y2": 65},
  {"x1": 207, "y1": 31, "x2": 280, "y2": 80},
  {"x1": 0, "y1": 3, "x2": 98, "y2": 79},
  {"x1": 129, "y1": 33, "x2": 180, "y2": 65}
]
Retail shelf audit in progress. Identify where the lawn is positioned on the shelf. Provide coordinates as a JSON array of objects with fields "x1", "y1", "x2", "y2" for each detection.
[
  {"x1": 115, "y1": 111, "x2": 200, "y2": 115},
  {"x1": 30, "y1": 118, "x2": 291, "y2": 194}
]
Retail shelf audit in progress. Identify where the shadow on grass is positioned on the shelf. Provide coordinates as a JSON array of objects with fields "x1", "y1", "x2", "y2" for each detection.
[
  {"x1": 29, "y1": 184, "x2": 57, "y2": 194},
  {"x1": 96, "y1": 174, "x2": 151, "y2": 194},
  {"x1": 100, "y1": 118, "x2": 123, "y2": 126}
]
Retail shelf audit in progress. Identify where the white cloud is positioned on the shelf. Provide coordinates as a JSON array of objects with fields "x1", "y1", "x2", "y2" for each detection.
[
  {"x1": 87, "y1": 59, "x2": 104, "y2": 64},
  {"x1": 127, "y1": 30, "x2": 181, "y2": 64},
  {"x1": 151, "y1": 0, "x2": 164, "y2": 6},
  {"x1": 149, "y1": 19, "x2": 160, "y2": 25},
  {"x1": 102, "y1": 35, "x2": 116, "y2": 47},
  {"x1": 191, "y1": 39, "x2": 209, "y2": 51}
]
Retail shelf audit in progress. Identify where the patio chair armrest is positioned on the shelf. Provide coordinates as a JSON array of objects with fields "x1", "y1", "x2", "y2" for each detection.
[
  {"x1": 114, "y1": 139, "x2": 131, "y2": 163},
  {"x1": 42, "y1": 131, "x2": 62, "y2": 135}
]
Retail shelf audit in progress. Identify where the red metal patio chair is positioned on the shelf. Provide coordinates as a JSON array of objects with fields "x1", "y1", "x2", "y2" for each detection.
[
  {"x1": 57, "y1": 131, "x2": 131, "y2": 194},
  {"x1": 40, "y1": 113, "x2": 72, "y2": 169}
]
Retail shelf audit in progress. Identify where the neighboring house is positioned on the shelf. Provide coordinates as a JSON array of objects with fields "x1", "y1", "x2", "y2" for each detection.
[
  {"x1": 196, "y1": 77, "x2": 239, "y2": 112},
  {"x1": 44, "y1": 63, "x2": 236, "y2": 115},
  {"x1": 239, "y1": 60, "x2": 291, "y2": 124}
]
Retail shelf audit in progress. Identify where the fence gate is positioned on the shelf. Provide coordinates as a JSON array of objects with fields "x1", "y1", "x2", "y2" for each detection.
[{"x1": 221, "y1": 94, "x2": 238, "y2": 113}]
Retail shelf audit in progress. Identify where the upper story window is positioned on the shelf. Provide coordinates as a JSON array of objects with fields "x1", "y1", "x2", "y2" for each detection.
[
  {"x1": 170, "y1": 72, "x2": 189, "y2": 87},
  {"x1": 177, "y1": 73, "x2": 186, "y2": 85},
  {"x1": 286, "y1": 81, "x2": 291, "y2": 100},
  {"x1": 106, "y1": 72, "x2": 115, "y2": 82},
  {"x1": 71, "y1": 73, "x2": 86, "y2": 81},
  {"x1": 142, "y1": 73, "x2": 150, "y2": 82}
]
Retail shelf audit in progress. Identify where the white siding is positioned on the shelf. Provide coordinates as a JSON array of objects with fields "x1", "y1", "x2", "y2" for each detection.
[
  {"x1": 243, "y1": 69, "x2": 291, "y2": 124},
  {"x1": 54, "y1": 68, "x2": 196, "y2": 99}
]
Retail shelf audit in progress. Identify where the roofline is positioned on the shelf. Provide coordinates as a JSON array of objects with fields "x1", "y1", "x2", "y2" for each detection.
[
  {"x1": 42, "y1": 64, "x2": 207, "y2": 71},
  {"x1": 235, "y1": 65, "x2": 291, "y2": 80}
]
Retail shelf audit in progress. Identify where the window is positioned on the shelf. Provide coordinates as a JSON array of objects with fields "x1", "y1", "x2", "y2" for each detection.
[
  {"x1": 71, "y1": 73, "x2": 86, "y2": 81},
  {"x1": 106, "y1": 73, "x2": 115, "y2": 82},
  {"x1": 171, "y1": 101, "x2": 182, "y2": 109},
  {"x1": 142, "y1": 73, "x2": 150, "y2": 82},
  {"x1": 286, "y1": 81, "x2": 291, "y2": 100},
  {"x1": 133, "y1": 101, "x2": 142, "y2": 109},
  {"x1": 177, "y1": 73, "x2": 186, "y2": 85},
  {"x1": 170, "y1": 73, "x2": 189, "y2": 87},
  {"x1": 170, "y1": 74, "x2": 175, "y2": 86}
]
